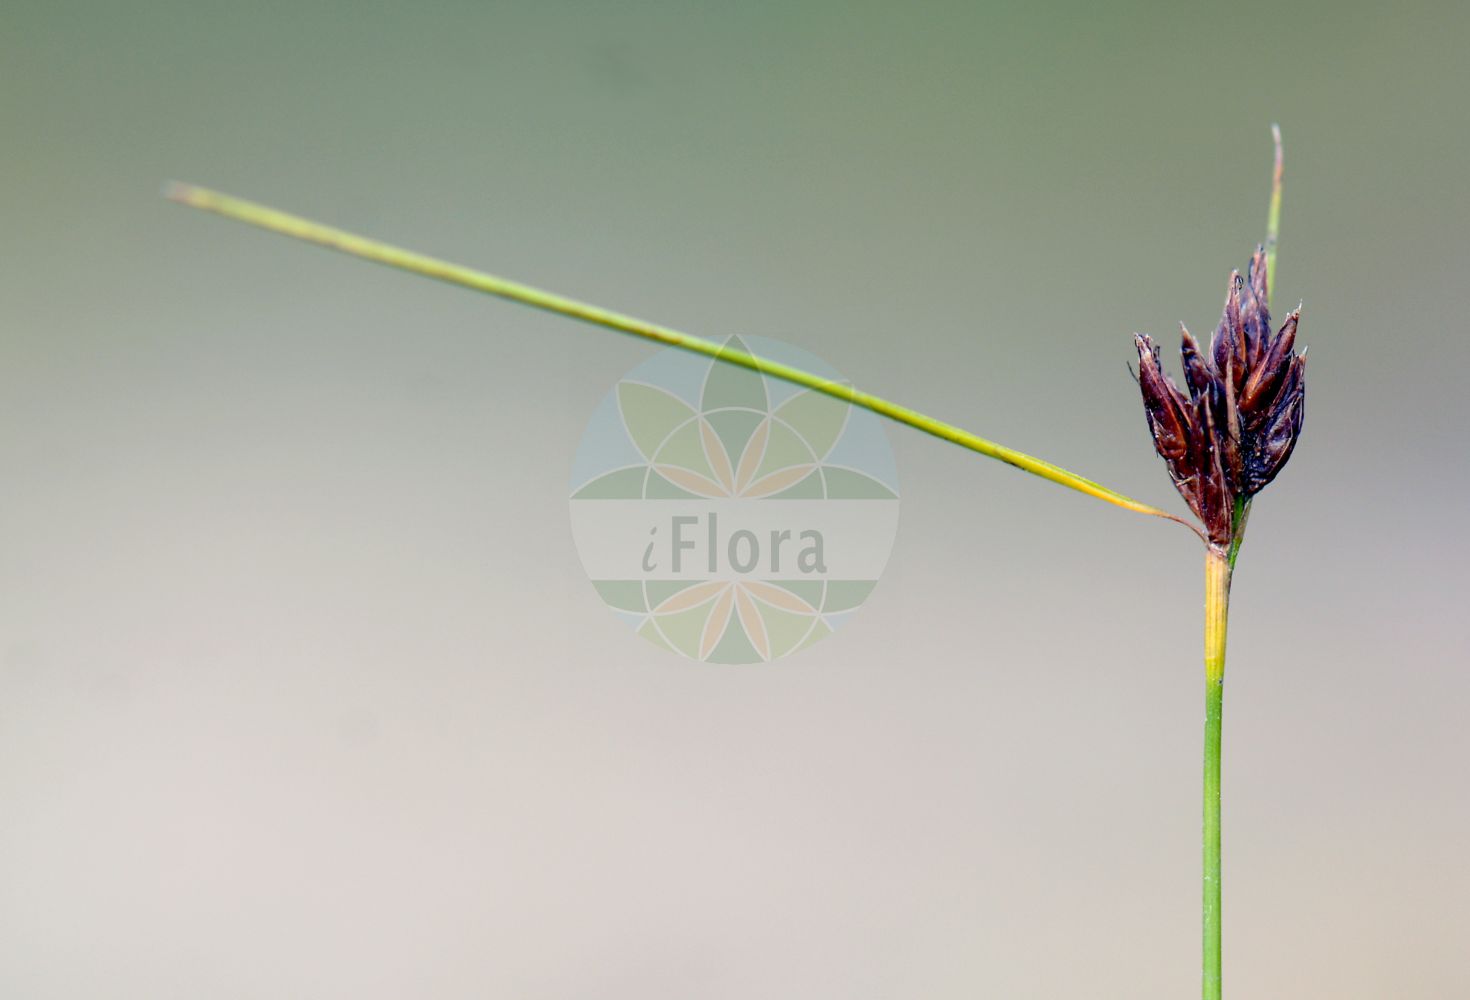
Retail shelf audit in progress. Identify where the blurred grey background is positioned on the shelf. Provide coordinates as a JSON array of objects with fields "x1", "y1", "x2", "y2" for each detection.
[{"x1": 3, "y1": 2, "x2": 1468, "y2": 997}]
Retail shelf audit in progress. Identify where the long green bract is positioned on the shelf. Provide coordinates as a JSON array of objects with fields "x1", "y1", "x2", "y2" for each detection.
[{"x1": 165, "y1": 181, "x2": 1195, "y2": 533}]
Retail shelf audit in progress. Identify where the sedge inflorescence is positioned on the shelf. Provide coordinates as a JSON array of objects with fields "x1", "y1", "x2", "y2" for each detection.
[{"x1": 1134, "y1": 248, "x2": 1305, "y2": 546}]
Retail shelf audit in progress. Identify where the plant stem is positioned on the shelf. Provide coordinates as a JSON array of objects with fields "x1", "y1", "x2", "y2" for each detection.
[
  {"x1": 163, "y1": 181, "x2": 1201, "y2": 537},
  {"x1": 1204, "y1": 126, "x2": 1281, "y2": 997},
  {"x1": 1264, "y1": 123, "x2": 1284, "y2": 303},
  {"x1": 1202, "y1": 543, "x2": 1232, "y2": 1000}
]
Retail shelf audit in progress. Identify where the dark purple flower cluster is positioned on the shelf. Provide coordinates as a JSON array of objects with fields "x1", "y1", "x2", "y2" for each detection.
[{"x1": 1134, "y1": 248, "x2": 1305, "y2": 546}]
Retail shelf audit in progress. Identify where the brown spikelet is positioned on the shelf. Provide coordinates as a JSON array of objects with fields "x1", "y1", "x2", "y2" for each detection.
[{"x1": 1134, "y1": 248, "x2": 1306, "y2": 546}]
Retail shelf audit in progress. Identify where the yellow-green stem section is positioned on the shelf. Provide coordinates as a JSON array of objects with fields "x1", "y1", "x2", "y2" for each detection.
[
  {"x1": 165, "y1": 182, "x2": 1195, "y2": 532},
  {"x1": 1202, "y1": 546, "x2": 1232, "y2": 1000}
]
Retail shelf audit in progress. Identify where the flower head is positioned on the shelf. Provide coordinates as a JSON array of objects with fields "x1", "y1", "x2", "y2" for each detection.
[{"x1": 1134, "y1": 247, "x2": 1305, "y2": 546}]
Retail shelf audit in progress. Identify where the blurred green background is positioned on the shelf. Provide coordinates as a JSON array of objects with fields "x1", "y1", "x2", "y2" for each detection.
[{"x1": 4, "y1": 2, "x2": 1468, "y2": 997}]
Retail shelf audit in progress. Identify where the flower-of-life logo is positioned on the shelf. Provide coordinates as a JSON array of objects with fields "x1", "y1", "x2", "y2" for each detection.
[{"x1": 569, "y1": 336, "x2": 899, "y2": 663}]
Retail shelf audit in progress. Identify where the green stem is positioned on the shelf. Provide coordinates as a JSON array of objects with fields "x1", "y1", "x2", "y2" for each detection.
[
  {"x1": 164, "y1": 181, "x2": 1201, "y2": 537},
  {"x1": 1205, "y1": 127, "x2": 1281, "y2": 997},
  {"x1": 1264, "y1": 123, "x2": 1284, "y2": 303},
  {"x1": 1202, "y1": 545, "x2": 1232, "y2": 1000}
]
